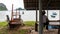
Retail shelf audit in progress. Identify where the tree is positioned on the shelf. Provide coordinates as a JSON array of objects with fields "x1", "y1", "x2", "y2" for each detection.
[
  {"x1": 16, "y1": 8, "x2": 24, "y2": 10},
  {"x1": 0, "y1": 3, "x2": 7, "y2": 11}
]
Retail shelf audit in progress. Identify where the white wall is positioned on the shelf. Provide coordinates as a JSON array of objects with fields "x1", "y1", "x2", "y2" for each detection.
[
  {"x1": 47, "y1": 10, "x2": 59, "y2": 20},
  {"x1": 0, "y1": 10, "x2": 59, "y2": 22},
  {"x1": 0, "y1": 10, "x2": 39, "y2": 21}
]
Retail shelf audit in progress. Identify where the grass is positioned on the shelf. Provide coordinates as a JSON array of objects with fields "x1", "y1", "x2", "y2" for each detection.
[
  {"x1": 0, "y1": 21, "x2": 8, "y2": 27},
  {"x1": 24, "y1": 21, "x2": 36, "y2": 26},
  {"x1": 0, "y1": 28, "x2": 29, "y2": 34},
  {"x1": 0, "y1": 21, "x2": 36, "y2": 27},
  {"x1": 0, "y1": 21, "x2": 35, "y2": 34},
  {"x1": 19, "y1": 29, "x2": 28, "y2": 34}
]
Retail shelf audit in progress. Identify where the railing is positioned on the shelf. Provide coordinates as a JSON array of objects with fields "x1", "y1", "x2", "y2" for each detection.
[{"x1": 49, "y1": 20, "x2": 60, "y2": 22}]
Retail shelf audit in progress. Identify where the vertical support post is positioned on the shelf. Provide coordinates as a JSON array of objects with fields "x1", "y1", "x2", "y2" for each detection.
[
  {"x1": 19, "y1": 15, "x2": 21, "y2": 20},
  {"x1": 16, "y1": 10, "x2": 17, "y2": 18},
  {"x1": 6, "y1": 15, "x2": 9, "y2": 22},
  {"x1": 39, "y1": 0, "x2": 43, "y2": 34},
  {"x1": 47, "y1": 10, "x2": 48, "y2": 17},
  {"x1": 35, "y1": 9, "x2": 38, "y2": 31},
  {"x1": 58, "y1": 10, "x2": 60, "y2": 34},
  {"x1": 11, "y1": 4, "x2": 13, "y2": 20},
  {"x1": 47, "y1": 0, "x2": 51, "y2": 18},
  {"x1": 19, "y1": 10, "x2": 21, "y2": 19},
  {"x1": 19, "y1": 10, "x2": 20, "y2": 15},
  {"x1": 35, "y1": 0, "x2": 38, "y2": 31}
]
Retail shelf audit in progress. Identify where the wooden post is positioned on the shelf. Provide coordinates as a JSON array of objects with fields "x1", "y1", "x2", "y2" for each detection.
[
  {"x1": 16, "y1": 10, "x2": 17, "y2": 18},
  {"x1": 35, "y1": 0, "x2": 38, "y2": 31},
  {"x1": 6, "y1": 15, "x2": 9, "y2": 22},
  {"x1": 39, "y1": 0, "x2": 43, "y2": 34},
  {"x1": 19, "y1": 10, "x2": 20, "y2": 19},
  {"x1": 58, "y1": 10, "x2": 60, "y2": 34},
  {"x1": 18, "y1": 10, "x2": 20, "y2": 17},
  {"x1": 11, "y1": 4, "x2": 13, "y2": 20},
  {"x1": 35, "y1": 8, "x2": 38, "y2": 31},
  {"x1": 47, "y1": 0, "x2": 51, "y2": 17},
  {"x1": 58, "y1": 29, "x2": 60, "y2": 34}
]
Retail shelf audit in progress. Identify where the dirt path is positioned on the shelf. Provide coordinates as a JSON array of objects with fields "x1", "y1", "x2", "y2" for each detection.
[
  {"x1": 30, "y1": 29, "x2": 58, "y2": 34},
  {"x1": 0, "y1": 26, "x2": 59, "y2": 34},
  {"x1": 8, "y1": 30, "x2": 20, "y2": 34},
  {"x1": 7, "y1": 26, "x2": 32, "y2": 34}
]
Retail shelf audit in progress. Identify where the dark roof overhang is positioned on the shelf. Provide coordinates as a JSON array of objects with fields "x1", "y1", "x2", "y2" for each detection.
[{"x1": 24, "y1": 0, "x2": 60, "y2": 10}]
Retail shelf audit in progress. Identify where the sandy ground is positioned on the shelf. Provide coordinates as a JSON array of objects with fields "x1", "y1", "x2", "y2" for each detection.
[
  {"x1": 30, "y1": 29, "x2": 58, "y2": 34},
  {"x1": 0, "y1": 26, "x2": 59, "y2": 34}
]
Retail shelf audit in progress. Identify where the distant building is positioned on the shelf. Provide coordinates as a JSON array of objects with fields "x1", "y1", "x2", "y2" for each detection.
[{"x1": 0, "y1": 3, "x2": 7, "y2": 11}]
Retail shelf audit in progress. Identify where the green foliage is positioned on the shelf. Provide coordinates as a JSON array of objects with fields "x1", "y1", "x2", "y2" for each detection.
[
  {"x1": 0, "y1": 6, "x2": 7, "y2": 11},
  {"x1": 0, "y1": 21, "x2": 35, "y2": 27},
  {"x1": 0, "y1": 22, "x2": 8, "y2": 27},
  {"x1": 0, "y1": 3, "x2": 7, "y2": 11},
  {"x1": 24, "y1": 21, "x2": 35, "y2": 26},
  {"x1": 0, "y1": 21, "x2": 35, "y2": 34},
  {"x1": 16, "y1": 8, "x2": 24, "y2": 10},
  {"x1": 19, "y1": 29, "x2": 28, "y2": 34}
]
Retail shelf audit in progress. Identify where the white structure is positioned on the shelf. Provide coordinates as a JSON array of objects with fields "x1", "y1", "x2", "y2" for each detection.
[
  {"x1": 0, "y1": 10, "x2": 39, "y2": 21},
  {"x1": 0, "y1": 10, "x2": 59, "y2": 22}
]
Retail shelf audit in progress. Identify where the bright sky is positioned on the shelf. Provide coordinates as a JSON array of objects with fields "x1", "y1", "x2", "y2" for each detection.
[{"x1": 0, "y1": 0, "x2": 24, "y2": 10}]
